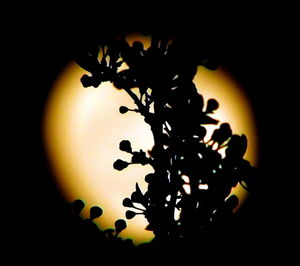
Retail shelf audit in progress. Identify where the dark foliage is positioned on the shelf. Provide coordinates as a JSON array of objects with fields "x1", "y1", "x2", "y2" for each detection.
[
  {"x1": 74, "y1": 31, "x2": 257, "y2": 249},
  {"x1": 62, "y1": 199, "x2": 134, "y2": 253}
]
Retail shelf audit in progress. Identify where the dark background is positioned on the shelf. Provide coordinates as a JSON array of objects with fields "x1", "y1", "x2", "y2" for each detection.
[{"x1": 7, "y1": 4, "x2": 298, "y2": 261}]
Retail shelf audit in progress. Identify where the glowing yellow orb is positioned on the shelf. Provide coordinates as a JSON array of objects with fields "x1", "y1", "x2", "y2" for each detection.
[{"x1": 43, "y1": 35, "x2": 258, "y2": 245}]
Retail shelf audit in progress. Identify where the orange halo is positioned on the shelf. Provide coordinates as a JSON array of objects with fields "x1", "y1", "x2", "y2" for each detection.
[{"x1": 43, "y1": 35, "x2": 258, "y2": 245}]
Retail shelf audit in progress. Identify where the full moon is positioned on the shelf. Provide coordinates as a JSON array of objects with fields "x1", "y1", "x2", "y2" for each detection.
[{"x1": 43, "y1": 34, "x2": 258, "y2": 245}]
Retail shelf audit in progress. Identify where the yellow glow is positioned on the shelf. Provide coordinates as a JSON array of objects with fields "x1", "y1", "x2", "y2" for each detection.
[
  {"x1": 43, "y1": 35, "x2": 258, "y2": 246},
  {"x1": 194, "y1": 66, "x2": 258, "y2": 203}
]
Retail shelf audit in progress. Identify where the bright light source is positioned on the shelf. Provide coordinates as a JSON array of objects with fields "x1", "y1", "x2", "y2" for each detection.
[
  {"x1": 199, "y1": 184, "x2": 209, "y2": 190},
  {"x1": 181, "y1": 174, "x2": 190, "y2": 183},
  {"x1": 43, "y1": 34, "x2": 258, "y2": 245}
]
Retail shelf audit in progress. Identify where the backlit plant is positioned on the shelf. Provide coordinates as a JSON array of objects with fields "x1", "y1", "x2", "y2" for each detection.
[{"x1": 75, "y1": 31, "x2": 257, "y2": 247}]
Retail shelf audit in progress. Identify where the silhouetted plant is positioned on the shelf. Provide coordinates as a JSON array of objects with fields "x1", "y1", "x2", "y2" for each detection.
[
  {"x1": 75, "y1": 31, "x2": 257, "y2": 247},
  {"x1": 90, "y1": 206, "x2": 103, "y2": 220},
  {"x1": 66, "y1": 199, "x2": 133, "y2": 251}
]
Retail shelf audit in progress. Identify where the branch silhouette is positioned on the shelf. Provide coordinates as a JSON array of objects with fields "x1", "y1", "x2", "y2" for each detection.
[{"x1": 73, "y1": 31, "x2": 257, "y2": 250}]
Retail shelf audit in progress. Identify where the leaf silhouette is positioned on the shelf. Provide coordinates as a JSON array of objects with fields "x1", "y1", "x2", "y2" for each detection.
[{"x1": 226, "y1": 134, "x2": 248, "y2": 159}]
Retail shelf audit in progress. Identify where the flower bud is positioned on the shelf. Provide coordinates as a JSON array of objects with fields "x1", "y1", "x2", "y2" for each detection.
[
  {"x1": 119, "y1": 106, "x2": 129, "y2": 114},
  {"x1": 113, "y1": 159, "x2": 129, "y2": 171},
  {"x1": 125, "y1": 210, "x2": 136, "y2": 219},
  {"x1": 119, "y1": 140, "x2": 132, "y2": 153}
]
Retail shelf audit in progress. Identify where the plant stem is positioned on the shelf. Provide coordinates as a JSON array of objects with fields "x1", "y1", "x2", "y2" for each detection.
[{"x1": 123, "y1": 87, "x2": 148, "y2": 116}]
